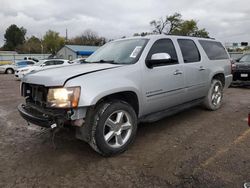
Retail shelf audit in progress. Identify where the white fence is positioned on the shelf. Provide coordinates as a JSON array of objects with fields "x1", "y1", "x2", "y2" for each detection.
[{"x1": 0, "y1": 53, "x2": 51, "y2": 64}]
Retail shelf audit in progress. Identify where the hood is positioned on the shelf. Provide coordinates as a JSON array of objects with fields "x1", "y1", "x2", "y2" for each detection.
[
  {"x1": 236, "y1": 62, "x2": 250, "y2": 70},
  {"x1": 22, "y1": 63, "x2": 121, "y2": 86}
]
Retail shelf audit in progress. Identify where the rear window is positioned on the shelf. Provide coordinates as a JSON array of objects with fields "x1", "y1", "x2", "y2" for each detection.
[
  {"x1": 178, "y1": 39, "x2": 200, "y2": 63},
  {"x1": 199, "y1": 40, "x2": 229, "y2": 60}
]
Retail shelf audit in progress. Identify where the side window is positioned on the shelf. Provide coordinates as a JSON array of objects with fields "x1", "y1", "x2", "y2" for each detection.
[
  {"x1": 146, "y1": 39, "x2": 178, "y2": 64},
  {"x1": 178, "y1": 39, "x2": 200, "y2": 63},
  {"x1": 44, "y1": 61, "x2": 54, "y2": 66},
  {"x1": 27, "y1": 61, "x2": 34, "y2": 65},
  {"x1": 54, "y1": 61, "x2": 64, "y2": 65},
  {"x1": 199, "y1": 40, "x2": 229, "y2": 60}
]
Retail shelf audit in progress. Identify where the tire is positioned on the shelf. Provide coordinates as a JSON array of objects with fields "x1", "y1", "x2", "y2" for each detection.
[
  {"x1": 6, "y1": 68, "x2": 14, "y2": 74},
  {"x1": 89, "y1": 100, "x2": 137, "y2": 156},
  {"x1": 203, "y1": 79, "x2": 223, "y2": 111}
]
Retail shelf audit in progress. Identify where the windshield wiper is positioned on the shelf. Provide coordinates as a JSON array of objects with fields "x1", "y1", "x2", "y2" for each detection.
[{"x1": 89, "y1": 60, "x2": 121, "y2": 64}]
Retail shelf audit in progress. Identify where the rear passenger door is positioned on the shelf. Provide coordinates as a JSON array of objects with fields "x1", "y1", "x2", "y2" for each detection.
[{"x1": 177, "y1": 39, "x2": 209, "y2": 101}]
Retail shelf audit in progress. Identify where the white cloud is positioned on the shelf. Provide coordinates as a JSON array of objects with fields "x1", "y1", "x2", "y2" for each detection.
[{"x1": 0, "y1": 0, "x2": 250, "y2": 46}]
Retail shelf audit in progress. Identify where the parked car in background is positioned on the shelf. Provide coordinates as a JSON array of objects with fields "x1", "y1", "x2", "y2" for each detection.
[
  {"x1": 24, "y1": 57, "x2": 39, "y2": 62},
  {"x1": 18, "y1": 35, "x2": 232, "y2": 156},
  {"x1": 72, "y1": 58, "x2": 86, "y2": 64},
  {"x1": 15, "y1": 59, "x2": 75, "y2": 79},
  {"x1": 0, "y1": 60, "x2": 36, "y2": 74},
  {"x1": 232, "y1": 53, "x2": 250, "y2": 85}
]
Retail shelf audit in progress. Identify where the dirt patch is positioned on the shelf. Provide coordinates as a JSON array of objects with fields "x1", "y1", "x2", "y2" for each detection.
[{"x1": 0, "y1": 74, "x2": 249, "y2": 187}]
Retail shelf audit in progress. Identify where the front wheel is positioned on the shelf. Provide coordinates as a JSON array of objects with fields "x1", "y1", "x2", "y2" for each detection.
[
  {"x1": 89, "y1": 100, "x2": 137, "y2": 156},
  {"x1": 203, "y1": 79, "x2": 223, "y2": 111}
]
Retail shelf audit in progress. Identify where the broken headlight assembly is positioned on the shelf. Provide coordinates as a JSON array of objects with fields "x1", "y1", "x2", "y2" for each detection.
[{"x1": 47, "y1": 87, "x2": 81, "y2": 108}]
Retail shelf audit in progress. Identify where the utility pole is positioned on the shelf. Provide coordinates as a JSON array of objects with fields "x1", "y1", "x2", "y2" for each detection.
[{"x1": 66, "y1": 29, "x2": 68, "y2": 43}]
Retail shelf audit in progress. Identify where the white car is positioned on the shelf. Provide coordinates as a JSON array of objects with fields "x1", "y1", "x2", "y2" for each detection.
[
  {"x1": 72, "y1": 58, "x2": 86, "y2": 64},
  {"x1": 0, "y1": 60, "x2": 36, "y2": 74},
  {"x1": 15, "y1": 59, "x2": 74, "y2": 80}
]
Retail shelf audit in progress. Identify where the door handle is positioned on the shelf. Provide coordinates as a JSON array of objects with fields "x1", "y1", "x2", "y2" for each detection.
[
  {"x1": 173, "y1": 70, "x2": 183, "y2": 75},
  {"x1": 199, "y1": 66, "x2": 206, "y2": 71}
]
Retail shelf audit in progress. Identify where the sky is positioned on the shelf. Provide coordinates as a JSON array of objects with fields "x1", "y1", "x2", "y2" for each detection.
[{"x1": 1, "y1": 0, "x2": 250, "y2": 46}]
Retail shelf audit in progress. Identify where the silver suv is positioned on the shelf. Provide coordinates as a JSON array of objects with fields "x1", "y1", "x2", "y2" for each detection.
[{"x1": 18, "y1": 35, "x2": 232, "y2": 156}]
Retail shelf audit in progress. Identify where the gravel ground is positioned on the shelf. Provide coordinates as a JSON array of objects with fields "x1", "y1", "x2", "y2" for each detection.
[{"x1": 0, "y1": 74, "x2": 249, "y2": 188}]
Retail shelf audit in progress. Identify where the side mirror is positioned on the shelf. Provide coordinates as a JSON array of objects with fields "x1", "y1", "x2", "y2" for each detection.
[
  {"x1": 151, "y1": 53, "x2": 171, "y2": 60},
  {"x1": 40, "y1": 64, "x2": 45, "y2": 67},
  {"x1": 146, "y1": 53, "x2": 172, "y2": 68}
]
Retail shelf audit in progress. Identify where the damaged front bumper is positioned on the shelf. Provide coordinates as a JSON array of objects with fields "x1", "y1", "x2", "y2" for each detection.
[
  {"x1": 18, "y1": 103, "x2": 87, "y2": 128},
  {"x1": 17, "y1": 103, "x2": 68, "y2": 128}
]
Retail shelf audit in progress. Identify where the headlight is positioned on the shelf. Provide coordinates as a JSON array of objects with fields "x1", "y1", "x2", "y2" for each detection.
[{"x1": 47, "y1": 87, "x2": 81, "y2": 108}]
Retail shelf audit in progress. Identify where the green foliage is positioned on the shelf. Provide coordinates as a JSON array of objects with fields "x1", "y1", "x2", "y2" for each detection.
[
  {"x1": 3, "y1": 24, "x2": 26, "y2": 50},
  {"x1": 43, "y1": 30, "x2": 65, "y2": 54},
  {"x1": 150, "y1": 13, "x2": 209, "y2": 38},
  {"x1": 17, "y1": 36, "x2": 42, "y2": 53}
]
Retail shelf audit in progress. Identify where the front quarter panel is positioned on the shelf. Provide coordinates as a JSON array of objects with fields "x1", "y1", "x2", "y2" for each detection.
[{"x1": 64, "y1": 64, "x2": 143, "y2": 115}]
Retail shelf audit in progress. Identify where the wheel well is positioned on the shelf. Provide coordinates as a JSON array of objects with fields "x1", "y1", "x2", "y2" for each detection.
[
  {"x1": 5, "y1": 68, "x2": 14, "y2": 73},
  {"x1": 212, "y1": 73, "x2": 225, "y2": 87},
  {"x1": 96, "y1": 91, "x2": 139, "y2": 115}
]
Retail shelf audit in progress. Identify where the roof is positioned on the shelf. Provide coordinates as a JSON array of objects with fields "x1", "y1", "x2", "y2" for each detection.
[{"x1": 65, "y1": 45, "x2": 99, "y2": 52}]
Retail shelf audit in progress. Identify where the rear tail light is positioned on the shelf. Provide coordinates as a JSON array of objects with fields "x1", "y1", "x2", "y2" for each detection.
[{"x1": 230, "y1": 59, "x2": 236, "y2": 74}]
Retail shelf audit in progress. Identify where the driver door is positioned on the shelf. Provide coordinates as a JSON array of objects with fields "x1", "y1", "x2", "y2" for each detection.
[{"x1": 142, "y1": 38, "x2": 185, "y2": 115}]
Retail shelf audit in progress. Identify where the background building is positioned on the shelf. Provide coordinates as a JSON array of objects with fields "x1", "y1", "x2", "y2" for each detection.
[
  {"x1": 56, "y1": 45, "x2": 99, "y2": 60},
  {"x1": 0, "y1": 51, "x2": 51, "y2": 64}
]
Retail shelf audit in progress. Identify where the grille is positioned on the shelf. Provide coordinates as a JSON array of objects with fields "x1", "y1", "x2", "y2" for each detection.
[{"x1": 22, "y1": 83, "x2": 48, "y2": 106}]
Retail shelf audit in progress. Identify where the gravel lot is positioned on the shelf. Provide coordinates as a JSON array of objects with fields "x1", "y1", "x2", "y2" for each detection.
[{"x1": 0, "y1": 74, "x2": 249, "y2": 188}]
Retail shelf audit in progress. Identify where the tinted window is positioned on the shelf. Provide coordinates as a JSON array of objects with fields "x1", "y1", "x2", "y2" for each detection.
[
  {"x1": 178, "y1": 39, "x2": 200, "y2": 63},
  {"x1": 44, "y1": 61, "x2": 55, "y2": 66},
  {"x1": 54, "y1": 61, "x2": 64, "y2": 65},
  {"x1": 147, "y1": 39, "x2": 178, "y2": 63},
  {"x1": 199, "y1": 40, "x2": 228, "y2": 60},
  {"x1": 27, "y1": 61, "x2": 35, "y2": 65}
]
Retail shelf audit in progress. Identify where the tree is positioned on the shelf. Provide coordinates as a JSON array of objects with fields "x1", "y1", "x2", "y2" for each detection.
[
  {"x1": 3, "y1": 24, "x2": 26, "y2": 50},
  {"x1": 171, "y1": 20, "x2": 209, "y2": 37},
  {"x1": 43, "y1": 30, "x2": 65, "y2": 54},
  {"x1": 150, "y1": 13, "x2": 182, "y2": 34},
  {"x1": 69, "y1": 29, "x2": 106, "y2": 46},
  {"x1": 150, "y1": 13, "x2": 209, "y2": 38},
  {"x1": 133, "y1": 32, "x2": 152, "y2": 37},
  {"x1": 17, "y1": 36, "x2": 42, "y2": 53}
]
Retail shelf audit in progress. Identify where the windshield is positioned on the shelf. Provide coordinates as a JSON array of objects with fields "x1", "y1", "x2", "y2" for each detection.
[
  {"x1": 86, "y1": 38, "x2": 149, "y2": 64},
  {"x1": 16, "y1": 61, "x2": 27, "y2": 66},
  {"x1": 239, "y1": 54, "x2": 250, "y2": 63}
]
